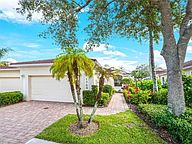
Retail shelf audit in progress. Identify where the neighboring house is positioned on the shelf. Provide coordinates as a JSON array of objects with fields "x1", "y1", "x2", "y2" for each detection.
[
  {"x1": 114, "y1": 70, "x2": 131, "y2": 92},
  {"x1": 183, "y1": 60, "x2": 192, "y2": 75},
  {"x1": 156, "y1": 60, "x2": 192, "y2": 85},
  {"x1": 0, "y1": 59, "x2": 112, "y2": 103}
]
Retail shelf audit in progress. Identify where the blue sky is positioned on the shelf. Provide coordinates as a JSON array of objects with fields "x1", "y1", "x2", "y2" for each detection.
[{"x1": 0, "y1": 0, "x2": 192, "y2": 71}]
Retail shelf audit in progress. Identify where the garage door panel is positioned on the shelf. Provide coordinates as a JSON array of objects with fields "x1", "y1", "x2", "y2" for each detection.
[
  {"x1": 30, "y1": 76, "x2": 73, "y2": 102},
  {"x1": 0, "y1": 78, "x2": 21, "y2": 92}
]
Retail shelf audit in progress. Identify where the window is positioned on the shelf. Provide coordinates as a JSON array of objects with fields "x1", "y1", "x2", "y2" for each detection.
[{"x1": 85, "y1": 77, "x2": 89, "y2": 90}]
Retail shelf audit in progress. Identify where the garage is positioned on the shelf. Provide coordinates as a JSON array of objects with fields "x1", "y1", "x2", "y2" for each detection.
[
  {"x1": 0, "y1": 77, "x2": 21, "y2": 92},
  {"x1": 29, "y1": 75, "x2": 73, "y2": 102}
]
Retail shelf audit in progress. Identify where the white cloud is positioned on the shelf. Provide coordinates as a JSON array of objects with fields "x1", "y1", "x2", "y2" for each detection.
[
  {"x1": 154, "y1": 50, "x2": 166, "y2": 68},
  {"x1": 83, "y1": 42, "x2": 127, "y2": 57},
  {"x1": 93, "y1": 56, "x2": 138, "y2": 71},
  {"x1": 83, "y1": 42, "x2": 113, "y2": 52},
  {"x1": 187, "y1": 46, "x2": 192, "y2": 53},
  {"x1": 22, "y1": 42, "x2": 40, "y2": 48},
  {"x1": 0, "y1": 0, "x2": 42, "y2": 23},
  {"x1": 2, "y1": 58, "x2": 17, "y2": 63},
  {"x1": 103, "y1": 50, "x2": 127, "y2": 57}
]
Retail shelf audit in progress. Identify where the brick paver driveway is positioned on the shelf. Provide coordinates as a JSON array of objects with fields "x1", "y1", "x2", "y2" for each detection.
[{"x1": 0, "y1": 93, "x2": 128, "y2": 144}]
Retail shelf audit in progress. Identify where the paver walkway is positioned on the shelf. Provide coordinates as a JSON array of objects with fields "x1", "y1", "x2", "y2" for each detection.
[{"x1": 0, "y1": 93, "x2": 128, "y2": 144}]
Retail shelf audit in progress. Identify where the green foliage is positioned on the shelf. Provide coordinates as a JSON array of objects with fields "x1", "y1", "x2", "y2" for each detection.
[
  {"x1": 137, "y1": 80, "x2": 162, "y2": 91},
  {"x1": 83, "y1": 85, "x2": 112, "y2": 107},
  {"x1": 0, "y1": 48, "x2": 11, "y2": 60},
  {"x1": 131, "y1": 65, "x2": 150, "y2": 81},
  {"x1": 183, "y1": 74, "x2": 192, "y2": 107},
  {"x1": 37, "y1": 110, "x2": 165, "y2": 144},
  {"x1": 152, "y1": 89, "x2": 168, "y2": 105},
  {"x1": 103, "y1": 84, "x2": 113, "y2": 96},
  {"x1": 51, "y1": 48, "x2": 95, "y2": 81},
  {"x1": 122, "y1": 78, "x2": 133, "y2": 85},
  {"x1": 99, "y1": 93, "x2": 110, "y2": 107},
  {"x1": 138, "y1": 104, "x2": 192, "y2": 144},
  {"x1": 0, "y1": 91, "x2": 23, "y2": 106},
  {"x1": 123, "y1": 88, "x2": 151, "y2": 105},
  {"x1": 83, "y1": 90, "x2": 95, "y2": 106},
  {"x1": 92, "y1": 85, "x2": 98, "y2": 97}
]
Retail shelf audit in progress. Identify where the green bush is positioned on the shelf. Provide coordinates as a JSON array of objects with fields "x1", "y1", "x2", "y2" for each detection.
[
  {"x1": 137, "y1": 80, "x2": 162, "y2": 91},
  {"x1": 0, "y1": 91, "x2": 23, "y2": 106},
  {"x1": 103, "y1": 85, "x2": 113, "y2": 96},
  {"x1": 123, "y1": 89, "x2": 151, "y2": 105},
  {"x1": 83, "y1": 85, "x2": 112, "y2": 106},
  {"x1": 183, "y1": 74, "x2": 192, "y2": 107},
  {"x1": 138, "y1": 104, "x2": 192, "y2": 144},
  {"x1": 152, "y1": 89, "x2": 168, "y2": 105},
  {"x1": 99, "y1": 93, "x2": 110, "y2": 107},
  {"x1": 130, "y1": 90, "x2": 151, "y2": 105},
  {"x1": 83, "y1": 90, "x2": 95, "y2": 106}
]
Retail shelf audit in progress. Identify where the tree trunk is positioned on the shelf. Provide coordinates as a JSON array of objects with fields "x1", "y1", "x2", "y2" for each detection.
[
  {"x1": 163, "y1": 51, "x2": 185, "y2": 116},
  {"x1": 149, "y1": 30, "x2": 158, "y2": 92},
  {"x1": 67, "y1": 72, "x2": 80, "y2": 121},
  {"x1": 88, "y1": 75, "x2": 104, "y2": 123},
  {"x1": 76, "y1": 73, "x2": 83, "y2": 128},
  {"x1": 74, "y1": 62, "x2": 84, "y2": 129}
]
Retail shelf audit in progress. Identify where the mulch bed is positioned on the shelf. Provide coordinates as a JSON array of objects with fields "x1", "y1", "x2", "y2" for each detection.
[
  {"x1": 127, "y1": 104, "x2": 178, "y2": 144},
  {"x1": 69, "y1": 121, "x2": 99, "y2": 136}
]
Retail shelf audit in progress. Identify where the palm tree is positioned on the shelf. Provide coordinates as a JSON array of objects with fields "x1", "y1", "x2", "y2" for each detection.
[
  {"x1": 50, "y1": 48, "x2": 95, "y2": 128},
  {"x1": 88, "y1": 64, "x2": 119, "y2": 123},
  {"x1": 0, "y1": 48, "x2": 10, "y2": 60}
]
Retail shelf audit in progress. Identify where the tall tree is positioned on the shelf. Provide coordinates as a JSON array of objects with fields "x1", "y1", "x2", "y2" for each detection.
[
  {"x1": 50, "y1": 48, "x2": 95, "y2": 128},
  {"x1": 18, "y1": 0, "x2": 192, "y2": 116}
]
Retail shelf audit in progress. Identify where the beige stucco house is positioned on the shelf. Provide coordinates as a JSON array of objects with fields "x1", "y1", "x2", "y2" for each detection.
[
  {"x1": 156, "y1": 60, "x2": 192, "y2": 85},
  {"x1": 0, "y1": 59, "x2": 114, "y2": 102}
]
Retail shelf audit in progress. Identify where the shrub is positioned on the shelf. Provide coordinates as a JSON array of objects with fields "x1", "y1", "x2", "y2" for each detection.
[
  {"x1": 183, "y1": 74, "x2": 192, "y2": 107},
  {"x1": 123, "y1": 89, "x2": 151, "y2": 105},
  {"x1": 83, "y1": 85, "x2": 112, "y2": 106},
  {"x1": 138, "y1": 104, "x2": 192, "y2": 144},
  {"x1": 152, "y1": 89, "x2": 168, "y2": 105},
  {"x1": 0, "y1": 91, "x2": 23, "y2": 106},
  {"x1": 83, "y1": 90, "x2": 95, "y2": 106},
  {"x1": 130, "y1": 90, "x2": 151, "y2": 105},
  {"x1": 99, "y1": 93, "x2": 110, "y2": 106},
  {"x1": 103, "y1": 85, "x2": 113, "y2": 96},
  {"x1": 136, "y1": 80, "x2": 162, "y2": 91}
]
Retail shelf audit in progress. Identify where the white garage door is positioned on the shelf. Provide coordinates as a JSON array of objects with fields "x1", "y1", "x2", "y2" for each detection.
[
  {"x1": 0, "y1": 77, "x2": 21, "y2": 92},
  {"x1": 30, "y1": 76, "x2": 73, "y2": 102}
]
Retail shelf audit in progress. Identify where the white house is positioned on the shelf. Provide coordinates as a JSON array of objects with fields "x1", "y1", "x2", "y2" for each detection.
[
  {"x1": 0, "y1": 59, "x2": 113, "y2": 103},
  {"x1": 156, "y1": 60, "x2": 192, "y2": 85}
]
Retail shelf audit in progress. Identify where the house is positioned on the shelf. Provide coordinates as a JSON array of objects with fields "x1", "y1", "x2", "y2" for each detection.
[
  {"x1": 156, "y1": 60, "x2": 192, "y2": 84},
  {"x1": 183, "y1": 60, "x2": 192, "y2": 75},
  {"x1": 0, "y1": 59, "x2": 113, "y2": 102}
]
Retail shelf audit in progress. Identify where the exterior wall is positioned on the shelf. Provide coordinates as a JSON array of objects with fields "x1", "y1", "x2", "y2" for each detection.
[
  {"x1": 19, "y1": 65, "x2": 94, "y2": 101},
  {"x1": 0, "y1": 70, "x2": 22, "y2": 92},
  {"x1": 183, "y1": 68, "x2": 192, "y2": 75}
]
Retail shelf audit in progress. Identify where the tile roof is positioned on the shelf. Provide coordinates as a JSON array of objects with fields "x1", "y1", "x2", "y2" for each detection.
[
  {"x1": 10, "y1": 58, "x2": 97, "y2": 66},
  {"x1": 183, "y1": 60, "x2": 192, "y2": 69}
]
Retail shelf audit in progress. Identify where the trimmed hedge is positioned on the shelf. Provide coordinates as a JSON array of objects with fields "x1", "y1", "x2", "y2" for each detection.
[
  {"x1": 83, "y1": 85, "x2": 113, "y2": 106},
  {"x1": 0, "y1": 91, "x2": 23, "y2": 106},
  {"x1": 152, "y1": 89, "x2": 168, "y2": 105},
  {"x1": 103, "y1": 85, "x2": 113, "y2": 96},
  {"x1": 138, "y1": 104, "x2": 192, "y2": 144}
]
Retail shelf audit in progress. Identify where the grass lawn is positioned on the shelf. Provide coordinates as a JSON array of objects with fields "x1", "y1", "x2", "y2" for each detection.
[{"x1": 37, "y1": 110, "x2": 166, "y2": 144}]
